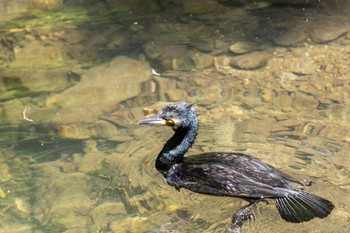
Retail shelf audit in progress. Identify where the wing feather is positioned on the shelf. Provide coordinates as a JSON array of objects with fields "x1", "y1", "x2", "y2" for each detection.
[{"x1": 165, "y1": 152, "x2": 295, "y2": 198}]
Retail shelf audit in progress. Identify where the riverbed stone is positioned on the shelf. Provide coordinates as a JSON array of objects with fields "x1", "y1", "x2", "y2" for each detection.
[
  {"x1": 292, "y1": 92, "x2": 319, "y2": 110},
  {"x1": 171, "y1": 57, "x2": 194, "y2": 70},
  {"x1": 0, "y1": 150, "x2": 12, "y2": 182},
  {"x1": 90, "y1": 202, "x2": 127, "y2": 231},
  {"x1": 230, "y1": 51, "x2": 269, "y2": 70},
  {"x1": 176, "y1": 0, "x2": 224, "y2": 14},
  {"x1": 214, "y1": 56, "x2": 231, "y2": 67},
  {"x1": 0, "y1": 162, "x2": 12, "y2": 182},
  {"x1": 33, "y1": 56, "x2": 151, "y2": 125},
  {"x1": 281, "y1": 55, "x2": 318, "y2": 75},
  {"x1": 308, "y1": 16, "x2": 350, "y2": 43},
  {"x1": 229, "y1": 41, "x2": 258, "y2": 54},
  {"x1": 11, "y1": 40, "x2": 69, "y2": 68},
  {"x1": 274, "y1": 27, "x2": 308, "y2": 46},
  {"x1": 192, "y1": 53, "x2": 214, "y2": 69},
  {"x1": 0, "y1": 67, "x2": 76, "y2": 94},
  {"x1": 165, "y1": 89, "x2": 188, "y2": 101},
  {"x1": 73, "y1": 140, "x2": 106, "y2": 173},
  {"x1": 34, "y1": 166, "x2": 94, "y2": 229}
]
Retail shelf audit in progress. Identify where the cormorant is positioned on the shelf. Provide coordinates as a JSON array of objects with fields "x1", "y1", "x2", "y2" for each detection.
[{"x1": 138, "y1": 101, "x2": 334, "y2": 232}]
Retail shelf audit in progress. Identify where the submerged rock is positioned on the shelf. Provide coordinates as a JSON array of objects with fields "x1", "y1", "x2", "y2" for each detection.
[
  {"x1": 57, "y1": 120, "x2": 120, "y2": 139},
  {"x1": 73, "y1": 140, "x2": 106, "y2": 173},
  {"x1": 284, "y1": 55, "x2": 318, "y2": 75},
  {"x1": 165, "y1": 89, "x2": 188, "y2": 101},
  {"x1": 308, "y1": 16, "x2": 350, "y2": 43},
  {"x1": 229, "y1": 41, "x2": 258, "y2": 54},
  {"x1": 0, "y1": 150, "x2": 12, "y2": 182},
  {"x1": 0, "y1": 67, "x2": 76, "y2": 94},
  {"x1": 34, "y1": 166, "x2": 94, "y2": 230},
  {"x1": 11, "y1": 40, "x2": 70, "y2": 68},
  {"x1": 0, "y1": 162, "x2": 12, "y2": 182},
  {"x1": 192, "y1": 53, "x2": 214, "y2": 69},
  {"x1": 274, "y1": 27, "x2": 308, "y2": 46},
  {"x1": 0, "y1": 1, "x2": 31, "y2": 23},
  {"x1": 230, "y1": 51, "x2": 269, "y2": 70},
  {"x1": 0, "y1": 224, "x2": 33, "y2": 233},
  {"x1": 33, "y1": 56, "x2": 151, "y2": 125},
  {"x1": 90, "y1": 202, "x2": 127, "y2": 232}
]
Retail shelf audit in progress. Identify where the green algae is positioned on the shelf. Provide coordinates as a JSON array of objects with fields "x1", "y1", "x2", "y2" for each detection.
[
  {"x1": 0, "y1": 2, "x2": 150, "y2": 35},
  {"x1": 0, "y1": 8, "x2": 89, "y2": 34},
  {"x1": 0, "y1": 77, "x2": 32, "y2": 101}
]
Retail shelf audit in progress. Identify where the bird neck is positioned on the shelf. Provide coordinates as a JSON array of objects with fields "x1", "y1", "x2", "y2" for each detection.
[{"x1": 156, "y1": 124, "x2": 198, "y2": 174}]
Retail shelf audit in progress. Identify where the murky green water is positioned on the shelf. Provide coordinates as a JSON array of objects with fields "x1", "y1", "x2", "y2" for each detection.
[{"x1": 1, "y1": 1, "x2": 350, "y2": 232}]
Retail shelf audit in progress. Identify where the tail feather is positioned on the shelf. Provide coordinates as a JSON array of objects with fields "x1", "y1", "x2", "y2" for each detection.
[{"x1": 274, "y1": 191, "x2": 334, "y2": 223}]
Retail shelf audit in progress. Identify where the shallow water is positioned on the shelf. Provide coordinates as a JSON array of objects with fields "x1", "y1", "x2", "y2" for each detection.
[{"x1": 1, "y1": 1, "x2": 350, "y2": 232}]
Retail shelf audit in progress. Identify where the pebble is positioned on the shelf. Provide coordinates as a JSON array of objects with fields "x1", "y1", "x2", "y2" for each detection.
[
  {"x1": 297, "y1": 83, "x2": 322, "y2": 96},
  {"x1": 190, "y1": 41, "x2": 213, "y2": 53},
  {"x1": 0, "y1": 162, "x2": 12, "y2": 182},
  {"x1": 90, "y1": 202, "x2": 127, "y2": 229},
  {"x1": 230, "y1": 51, "x2": 269, "y2": 70},
  {"x1": 0, "y1": 187, "x2": 6, "y2": 198},
  {"x1": 214, "y1": 56, "x2": 231, "y2": 67},
  {"x1": 292, "y1": 92, "x2": 318, "y2": 110},
  {"x1": 325, "y1": 92, "x2": 343, "y2": 103},
  {"x1": 229, "y1": 41, "x2": 258, "y2": 54},
  {"x1": 192, "y1": 53, "x2": 214, "y2": 69},
  {"x1": 143, "y1": 42, "x2": 163, "y2": 59},
  {"x1": 15, "y1": 197, "x2": 30, "y2": 213},
  {"x1": 214, "y1": 39, "x2": 231, "y2": 54},
  {"x1": 172, "y1": 58, "x2": 193, "y2": 70},
  {"x1": 60, "y1": 31, "x2": 86, "y2": 44},
  {"x1": 261, "y1": 89, "x2": 274, "y2": 103},
  {"x1": 274, "y1": 27, "x2": 308, "y2": 46},
  {"x1": 277, "y1": 95, "x2": 294, "y2": 109},
  {"x1": 309, "y1": 16, "x2": 350, "y2": 43},
  {"x1": 282, "y1": 56, "x2": 318, "y2": 75}
]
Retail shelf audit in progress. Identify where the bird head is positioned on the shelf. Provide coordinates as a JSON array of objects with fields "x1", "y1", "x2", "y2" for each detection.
[{"x1": 138, "y1": 102, "x2": 197, "y2": 130}]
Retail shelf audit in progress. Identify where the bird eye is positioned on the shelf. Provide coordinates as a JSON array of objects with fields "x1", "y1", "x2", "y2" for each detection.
[{"x1": 164, "y1": 114, "x2": 171, "y2": 120}]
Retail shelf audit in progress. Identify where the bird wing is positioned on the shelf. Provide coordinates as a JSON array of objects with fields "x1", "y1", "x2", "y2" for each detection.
[{"x1": 165, "y1": 152, "x2": 297, "y2": 198}]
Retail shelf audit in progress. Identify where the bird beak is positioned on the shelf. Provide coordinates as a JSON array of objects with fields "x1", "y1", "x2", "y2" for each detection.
[{"x1": 138, "y1": 114, "x2": 166, "y2": 125}]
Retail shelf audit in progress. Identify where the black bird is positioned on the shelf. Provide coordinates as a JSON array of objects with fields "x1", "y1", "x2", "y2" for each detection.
[{"x1": 138, "y1": 102, "x2": 334, "y2": 232}]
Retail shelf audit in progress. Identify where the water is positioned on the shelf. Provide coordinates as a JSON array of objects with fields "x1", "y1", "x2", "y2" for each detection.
[{"x1": 1, "y1": 1, "x2": 350, "y2": 232}]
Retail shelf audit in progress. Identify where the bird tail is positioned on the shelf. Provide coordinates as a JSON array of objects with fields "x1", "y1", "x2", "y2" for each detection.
[{"x1": 274, "y1": 191, "x2": 334, "y2": 223}]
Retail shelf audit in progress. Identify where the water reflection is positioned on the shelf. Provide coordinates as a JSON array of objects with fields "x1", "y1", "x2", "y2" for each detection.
[{"x1": 1, "y1": 0, "x2": 350, "y2": 232}]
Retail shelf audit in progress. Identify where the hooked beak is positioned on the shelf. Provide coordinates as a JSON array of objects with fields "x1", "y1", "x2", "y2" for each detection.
[{"x1": 138, "y1": 114, "x2": 166, "y2": 125}]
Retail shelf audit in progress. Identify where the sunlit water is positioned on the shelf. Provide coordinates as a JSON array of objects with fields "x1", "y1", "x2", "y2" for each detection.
[{"x1": 1, "y1": 1, "x2": 350, "y2": 232}]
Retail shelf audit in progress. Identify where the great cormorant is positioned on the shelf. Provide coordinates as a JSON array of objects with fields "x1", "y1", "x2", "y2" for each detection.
[{"x1": 138, "y1": 102, "x2": 334, "y2": 232}]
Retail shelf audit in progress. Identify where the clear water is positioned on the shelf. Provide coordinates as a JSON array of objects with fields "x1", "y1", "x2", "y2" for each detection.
[{"x1": 0, "y1": 1, "x2": 350, "y2": 232}]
